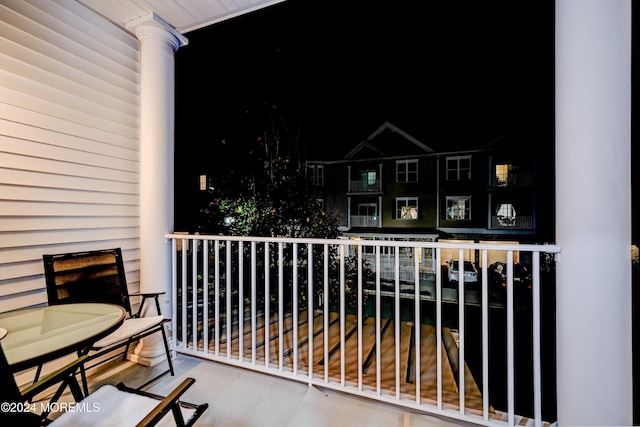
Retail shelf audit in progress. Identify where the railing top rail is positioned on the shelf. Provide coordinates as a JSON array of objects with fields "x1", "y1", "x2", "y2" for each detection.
[{"x1": 165, "y1": 233, "x2": 561, "y2": 254}]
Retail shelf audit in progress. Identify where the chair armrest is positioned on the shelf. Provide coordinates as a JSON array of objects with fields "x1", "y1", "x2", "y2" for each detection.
[
  {"x1": 21, "y1": 356, "x2": 87, "y2": 402},
  {"x1": 130, "y1": 377, "x2": 196, "y2": 427},
  {"x1": 129, "y1": 292, "x2": 165, "y2": 317},
  {"x1": 129, "y1": 292, "x2": 166, "y2": 297}
]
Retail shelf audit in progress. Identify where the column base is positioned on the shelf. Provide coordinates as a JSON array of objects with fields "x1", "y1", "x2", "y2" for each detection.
[
  {"x1": 127, "y1": 351, "x2": 167, "y2": 368},
  {"x1": 126, "y1": 338, "x2": 168, "y2": 367}
]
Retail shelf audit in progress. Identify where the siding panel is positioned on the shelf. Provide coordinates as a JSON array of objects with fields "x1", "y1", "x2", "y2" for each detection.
[
  {"x1": 0, "y1": 1, "x2": 141, "y2": 312},
  {"x1": 1, "y1": 2, "x2": 138, "y2": 93},
  {"x1": 0, "y1": 168, "x2": 138, "y2": 194},
  {"x1": 0, "y1": 201, "x2": 138, "y2": 219},
  {"x1": 0, "y1": 184, "x2": 138, "y2": 205},
  {"x1": 0, "y1": 151, "x2": 138, "y2": 183},
  {"x1": 0, "y1": 136, "x2": 138, "y2": 172},
  {"x1": 0, "y1": 215, "x2": 139, "y2": 232},
  {"x1": 0, "y1": 120, "x2": 137, "y2": 160},
  {"x1": 0, "y1": 103, "x2": 137, "y2": 149}
]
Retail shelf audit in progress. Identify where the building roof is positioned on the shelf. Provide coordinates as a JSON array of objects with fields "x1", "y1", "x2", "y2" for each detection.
[{"x1": 344, "y1": 121, "x2": 434, "y2": 160}]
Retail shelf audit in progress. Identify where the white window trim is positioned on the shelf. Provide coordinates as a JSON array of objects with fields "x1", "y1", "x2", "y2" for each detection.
[
  {"x1": 445, "y1": 196, "x2": 471, "y2": 220},
  {"x1": 396, "y1": 159, "x2": 418, "y2": 183},
  {"x1": 358, "y1": 203, "x2": 378, "y2": 216},
  {"x1": 308, "y1": 165, "x2": 324, "y2": 185},
  {"x1": 395, "y1": 197, "x2": 419, "y2": 220},
  {"x1": 446, "y1": 155, "x2": 471, "y2": 181}
]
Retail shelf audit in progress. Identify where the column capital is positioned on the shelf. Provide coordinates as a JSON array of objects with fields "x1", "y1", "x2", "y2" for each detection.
[{"x1": 126, "y1": 13, "x2": 188, "y2": 51}]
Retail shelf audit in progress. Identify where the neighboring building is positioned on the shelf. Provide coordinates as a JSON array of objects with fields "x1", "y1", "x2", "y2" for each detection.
[
  {"x1": 309, "y1": 122, "x2": 438, "y2": 238},
  {"x1": 438, "y1": 138, "x2": 544, "y2": 241},
  {"x1": 308, "y1": 122, "x2": 552, "y2": 265}
]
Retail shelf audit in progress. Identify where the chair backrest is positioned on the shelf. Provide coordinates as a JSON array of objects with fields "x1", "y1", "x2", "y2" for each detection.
[
  {"x1": 0, "y1": 343, "x2": 23, "y2": 405},
  {"x1": 43, "y1": 248, "x2": 134, "y2": 318}
]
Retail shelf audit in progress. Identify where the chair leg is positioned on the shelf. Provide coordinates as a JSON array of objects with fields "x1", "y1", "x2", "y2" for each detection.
[
  {"x1": 161, "y1": 326, "x2": 175, "y2": 376},
  {"x1": 28, "y1": 363, "x2": 43, "y2": 402},
  {"x1": 123, "y1": 339, "x2": 133, "y2": 361},
  {"x1": 32, "y1": 363, "x2": 42, "y2": 383},
  {"x1": 137, "y1": 327, "x2": 174, "y2": 390},
  {"x1": 41, "y1": 366, "x2": 84, "y2": 420},
  {"x1": 77, "y1": 350, "x2": 89, "y2": 397},
  {"x1": 171, "y1": 404, "x2": 187, "y2": 427}
]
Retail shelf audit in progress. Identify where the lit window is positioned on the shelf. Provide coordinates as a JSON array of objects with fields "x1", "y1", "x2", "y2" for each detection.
[
  {"x1": 199, "y1": 174, "x2": 208, "y2": 191},
  {"x1": 396, "y1": 197, "x2": 418, "y2": 220},
  {"x1": 446, "y1": 156, "x2": 471, "y2": 180},
  {"x1": 496, "y1": 203, "x2": 516, "y2": 226},
  {"x1": 495, "y1": 163, "x2": 509, "y2": 186},
  {"x1": 360, "y1": 170, "x2": 377, "y2": 189},
  {"x1": 396, "y1": 160, "x2": 418, "y2": 182},
  {"x1": 446, "y1": 196, "x2": 471, "y2": 220}
]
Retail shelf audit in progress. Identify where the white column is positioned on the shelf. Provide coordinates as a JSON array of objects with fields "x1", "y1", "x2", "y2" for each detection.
[
  {"x1": 555, "y1": 1, "x2": 632, "y2": 425},
  {"x1": 127, "y1": 14, "x2": 187, "y2": 366}
]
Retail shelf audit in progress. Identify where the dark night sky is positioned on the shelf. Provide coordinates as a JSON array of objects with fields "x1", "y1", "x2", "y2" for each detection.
[
  {"x1": 175, "y1": 1, "x2": 555, "y2": 164},
  {"x1": 173, "y1": 1, "x2": 556, "y2": 233},
  {"x1": 174, "y1": 1, "x2": 557, "y2": 230}
]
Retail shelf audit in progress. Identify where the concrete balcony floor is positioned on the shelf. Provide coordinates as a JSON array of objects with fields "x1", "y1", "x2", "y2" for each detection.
[{"x1": 32, "y1": 353, "x2": 466, "y2": 426}]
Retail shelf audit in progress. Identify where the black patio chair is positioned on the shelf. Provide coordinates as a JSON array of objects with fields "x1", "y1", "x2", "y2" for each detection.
[
  {"x1": 0, "y1": 342, "x2": 84, "y2": 426},
  {"x1": 41, "y1": 248, "x2": 174, "y2": 394},
  {"x1": 50, "y1": 377, "x2": 208, "y2": 427},
  {"x1": 1, "y1": 344, "x2": 208, "y2": 427}
]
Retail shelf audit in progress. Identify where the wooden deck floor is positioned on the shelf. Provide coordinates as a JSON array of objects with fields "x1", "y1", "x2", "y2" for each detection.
[{"x1": 197, "y1": 309, "x2": 488, "y2": 414}]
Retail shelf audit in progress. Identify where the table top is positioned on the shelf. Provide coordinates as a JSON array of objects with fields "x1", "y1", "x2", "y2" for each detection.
[{"x1": 0, "y1": 303, "x2": 126, "y2": 372}]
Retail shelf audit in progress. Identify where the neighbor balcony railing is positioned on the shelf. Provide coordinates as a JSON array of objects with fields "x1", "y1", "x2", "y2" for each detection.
[
  {"x1": 364, "y1": 254, "x2": 436, "y2": 284},
  {"x1": 350, "y1": 215, "x2": 380, "y2": 227},
  {"x1": 166, "y1": 234, "x2": 560, "y2": 427},
  {"x1": 349, "y1": 179, "x2": 382, "y2": 192},
  {"x1": 492, "y1": 172, "x2": 533, "y2": 187},
  {"x1": 491, "y1": 215, "x2": 534, "y2": 230}
]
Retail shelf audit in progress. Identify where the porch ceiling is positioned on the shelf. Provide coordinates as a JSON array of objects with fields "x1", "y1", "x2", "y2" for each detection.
[{"x1": 76, "y1": 0, "x2": 286, "y2": 34}]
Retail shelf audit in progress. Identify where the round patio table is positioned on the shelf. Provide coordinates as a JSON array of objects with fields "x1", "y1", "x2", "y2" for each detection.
[{"x1": 0, "y1": 303, "x2": 125, "y2": 372}]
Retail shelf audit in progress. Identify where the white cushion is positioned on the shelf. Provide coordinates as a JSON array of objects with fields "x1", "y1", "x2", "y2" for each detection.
[
  {"x1": 92, "y1": 316, "x2": 165, "y2": 348},
  {"x1": 50, "y1": 384, "x2": 197, "y2": 427}
]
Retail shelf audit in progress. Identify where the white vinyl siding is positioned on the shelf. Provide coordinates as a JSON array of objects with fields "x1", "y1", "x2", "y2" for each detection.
[{"x1": 0, "y1": 1, "x2": 141, "y2": 312}]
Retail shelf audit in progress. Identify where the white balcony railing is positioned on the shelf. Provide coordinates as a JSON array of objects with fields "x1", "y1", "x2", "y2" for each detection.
[
  {"x1": 349, "y1": 180, "x2": 381, "y2": 192},
  {"x1": 166, "y1": 234, "x2": 561, "y2": 426},
  {"x1": 350, "y1": 215, "x2": 380, "y2": 227}
]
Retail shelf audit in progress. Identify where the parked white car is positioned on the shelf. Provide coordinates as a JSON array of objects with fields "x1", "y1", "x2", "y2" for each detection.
[{"x1": 446, "y1": 259, "x2": 478, "y2": 283}]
